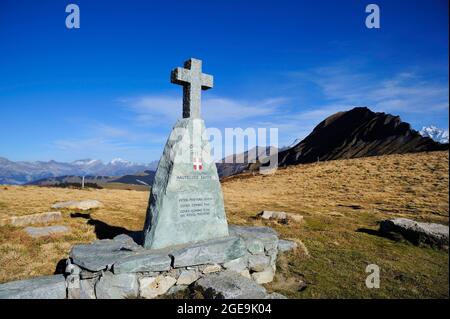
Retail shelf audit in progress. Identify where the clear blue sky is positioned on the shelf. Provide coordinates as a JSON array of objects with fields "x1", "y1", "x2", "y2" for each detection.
[{"x1": 0, "y1": 0, "x2": 448, "y2": 163}]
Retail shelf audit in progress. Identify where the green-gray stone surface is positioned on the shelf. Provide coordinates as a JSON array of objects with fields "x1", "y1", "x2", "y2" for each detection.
[
  {"x1": 0, "y1": 275, "x2": 66, "y2": 299},
  {"x1": 143, "y1": 58, "x2": 229, "y2": 250}
]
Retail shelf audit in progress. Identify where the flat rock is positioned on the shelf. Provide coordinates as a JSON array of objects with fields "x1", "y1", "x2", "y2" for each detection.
[
  {"x1": 223, "y1": 256, "x2": 248, "y2": 273},
  {"x1": 95, "y1": 272, "x2": 138, "y2": 299},
  {"x1": 246, "y1": 238, "x2": 265, "y2": 254},
  {"x1": 171, "y1": 235, "x2": 246, "y2": 268},
  {"x1": 177, "y1": 270, "x2": 199, "y2": 286},
  {"x1": 80, "y1": 278, "x2": 97, "y2": 299},
  {"x1": 139, "y1": 275, "x2": 177, "y2": 299},
  {"x1": 201, "y1": 264, "x2": 222, "y2": 274},
  {"x1": 257, "y1": 211, "x2": 303, "y2": 223},
  {"x1": 252, "y1": 267, "x2": 275, "y2": 284},
  {"x1": 379, "y1": 218, "x2": 449, "y2": 248},
  {"x1": 258, "y1": 211, "x2": 287, "y2": 220},
  {"x1": 51, "y1": 199, "x2": 102, "y2": 211},
  {"x1": 70, "y1": 235, "x2": 143, "y2": 272},
  {"x1": 24, "y1": 225, "x2": 70, "y2": 238},
  {"x1": 265, "y1": 292, "x2": 288, "y2": 299},
  {"x1": 1, "y1": 211, "x2": 62, "y2": 227},
  {"x1": 248, "y1": 255, "x2": 271, "y2": 272},
  {"x1": 113, "y1": 251, "x2": 171, "y2": 274},
  {"x1": 193, "y1": 271, "x2": 267, "y2": 299},
  {"x1": 0, "y1": 275, "x2": 66, "y2": 299},
  {"x1": 278, "y1": 239, "x2": 298, "y2": 252},
  {"x1": 229, "y1": 225, "x2": 279, "y2": 251}
]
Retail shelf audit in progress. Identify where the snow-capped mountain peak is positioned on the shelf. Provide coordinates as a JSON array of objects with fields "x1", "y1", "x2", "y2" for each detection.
[
  {"x1": 72, "y1": 159, "x2": 102, "y2": 166},
  {"x1": 419, "y1": 126, "x2": 449, "y2": 144},
  {"x1": 109, "y1": 158, "x2": 131, "y2": 165}
]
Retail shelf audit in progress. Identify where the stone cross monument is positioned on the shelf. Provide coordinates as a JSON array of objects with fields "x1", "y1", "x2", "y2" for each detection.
[
  {"x1": 171, "y1": 58, "x2": 213, "y2": 119},
  {"x1": 143, "y1": 58, "x2": 229, "y2": 250}
]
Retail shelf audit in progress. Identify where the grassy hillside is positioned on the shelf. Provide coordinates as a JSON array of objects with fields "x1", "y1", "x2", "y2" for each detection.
[{"x1": 0, "y1": 151, "x2": 448, "y2": 298}]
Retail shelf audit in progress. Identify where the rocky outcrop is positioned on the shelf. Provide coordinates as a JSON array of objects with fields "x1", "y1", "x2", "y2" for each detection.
[
  {"x1": 379, "y1": 218, "x2": 449, "y2": 248},
  {"x1": 277, "y1": 107, "x2": 449, "y2": 167}
]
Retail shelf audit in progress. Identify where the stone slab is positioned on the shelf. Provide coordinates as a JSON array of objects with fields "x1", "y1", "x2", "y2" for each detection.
[
  {"x1": 70, "y1": 235, "x2": 143, "y2": 272},
  {"x1": 193, "y1": 271, "x2": 267, "y2": 299},
  {"x1": 171, "y1": 236, "x2": 246, "y2": 268},
  {"x1": 113, "y1": 251, "x2": 172, "y2": 274},
  {"x1": 229, "y1": 225, "x2": 279, "y2": 251},
  {"x1": 51, "y1": 200, "x2": 102, "y2": 211},
  {"x1": 0, "y1": 275, "x2": 66, "y2": 299},
  {"x1": 95, "y1": 272, "x2": 138, "y2": 299},
  {"x1": 143, "y1": 118, "x2": 229, "y2": 250},
  {"x1": 24, "y1": 225, "x2": 70, "y2": 238},
  {"x1": 1, "y1": 211, "x2": 62, "y2": 227},
  {"x1": 379, "y1": 218, "x2": 449, "y2": 248}
]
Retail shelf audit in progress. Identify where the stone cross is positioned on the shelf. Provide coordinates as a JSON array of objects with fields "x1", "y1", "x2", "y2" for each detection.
[{"x1": 171, "y1": 58, "x2": 213, "y2": 118}]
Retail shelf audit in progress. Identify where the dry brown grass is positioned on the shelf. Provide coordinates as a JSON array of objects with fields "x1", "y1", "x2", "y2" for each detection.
[{"x1": 0, "y1": 151, "x2": 448, "y2": 298}]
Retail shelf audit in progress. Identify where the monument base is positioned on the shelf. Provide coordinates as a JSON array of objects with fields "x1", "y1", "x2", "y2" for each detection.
[{"x1": 0, "y1": 225, "x2": 297, "y2": 299}]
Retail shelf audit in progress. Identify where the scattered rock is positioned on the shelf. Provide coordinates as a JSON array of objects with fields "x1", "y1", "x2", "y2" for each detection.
[
  {"x1": 246, "y1": 238, "x2": 265, "y2": 254},
  {"x1": 80, "y1": 278, "x2": 97, "y2": 299},
  {"x1": 252, "y1": 267, "x2": 275, "y2": 284},
  {"x1": 67, "y1": 274, "x2": 80, "y2": 299},
  {"x1": 95, "y1": 272, "x2": 138, "y2": 299},
  {"x1": 167, "y1": 284, "x2": 188, "y2": 295},
  {"x1": 170, "y1": 236, "x2": 246, "y2": 268},
  {"x1": 248, "y1": 255, "x2": 271, "y2": 272},
  {"x1": 176, "y1": 270, "x2": 199, "y2": 286},
  {"x1": 1, "y1": 211, "x2": 62, "y2": 227},
  {"x1": 278, "y1": 239, "x2": 297, "y2": 252},
  {"x1": 193, "y1": 271, "x2": 267, "y2": 299},
  {"x1": 239, "y1": 269, "x2": 252, "y2": 279},
  {"x1": 379, "y1": 218, "x2": 449, "y2": 248},
  {"x1": 201, "y1": 264, "x2": 222, "y2": 274},
  {"x1": 139, "y1": 275, "x2": 177, "y2": 299},
  {"x1": 51, "y1": 199, "x2": 102, "y2": 211},
  {"x1": 223, "y1": 256, "x2": 248, "y2": 273},
  {"x1": 24, "y1": 225, "x2": 70, "y2": 238},
  {"x1": 257, "y1": 211, "x2": 304, "y2": 223},
  {"x1": 265, "y1": 292, "x2": 288, "y2": 299},
  {"x1": 0, "y1": 275, "x2": 66, "y2": 299},
  {"x1": 258, "y1": 211, "x2": 287, "y2": 221}
]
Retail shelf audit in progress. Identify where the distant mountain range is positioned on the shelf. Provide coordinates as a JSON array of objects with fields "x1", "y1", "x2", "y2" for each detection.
[
  {"x1": 0, "y1": 157, "x2": 159, "y2": 185},
  {"x1": 419, "y1": 125, "x2": 449, "y2": 144},
  {"x1": 1, "y1": 107, "x2": 448, "y2": 185}
]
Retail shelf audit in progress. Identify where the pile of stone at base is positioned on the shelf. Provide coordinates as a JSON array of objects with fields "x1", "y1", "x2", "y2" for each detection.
[{"x1": 0, "y1": 225, "x2": 297, "y2": 299}]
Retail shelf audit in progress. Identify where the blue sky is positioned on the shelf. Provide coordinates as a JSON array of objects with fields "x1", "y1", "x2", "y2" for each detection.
[{"x1": 0, "y1": 0, "x2": 448, "y2": 163}]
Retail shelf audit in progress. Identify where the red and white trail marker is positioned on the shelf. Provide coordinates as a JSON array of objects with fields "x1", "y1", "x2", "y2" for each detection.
[{"x1": 193, "y1": 158, "x2": 203, "y2": 171}]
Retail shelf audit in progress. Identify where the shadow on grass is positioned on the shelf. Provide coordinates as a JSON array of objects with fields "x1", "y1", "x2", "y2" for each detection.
[
  {"x1": 356, "y1": 227, "x2": 404, "y2": 242},
  {"x1": 70, "y1": 212, "x2": 143, "y2": 244}
]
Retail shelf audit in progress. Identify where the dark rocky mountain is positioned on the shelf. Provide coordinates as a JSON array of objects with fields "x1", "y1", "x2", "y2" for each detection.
[
  {"x1": 277, "y1": 107, "x2": 449, "y2": 167},
  {"x1": 216, "y1": 146, "x2": 278, "y2": 178},
  {"x1": 109, "y1": 170, "x2": 156, "y2": 186}
]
